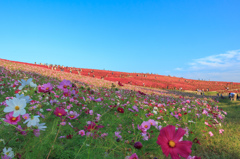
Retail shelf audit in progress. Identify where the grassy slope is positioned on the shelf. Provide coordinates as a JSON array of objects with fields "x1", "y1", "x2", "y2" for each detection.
[
  {"x1": 0, "y1": 62, "x2": 240, "y2": 158},
  {"x1": 194, "y1": 99, "x2": 240, "y2": 159}
]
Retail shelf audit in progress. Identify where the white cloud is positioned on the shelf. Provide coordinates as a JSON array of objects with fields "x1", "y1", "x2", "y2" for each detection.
[
  {"x1": 189, "y1": 49, "x2": 240, "y2": 70},
  {"x1": 175, "y1": 68, "x2": 183, "y2": 71},
  {"x1": 175, "y1": 49, "x2": 240, "y2": 82}
]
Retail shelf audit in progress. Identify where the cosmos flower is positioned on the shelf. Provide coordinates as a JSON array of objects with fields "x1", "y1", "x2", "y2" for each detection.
[
  {"x1": 54, "y1": 107, "x2": 67, "y2": 118},
  {"x1": 41, "y1": 83, "x2": 53, "y2": 93},
  {"x1": 156, "y1": 125, "x2": 192, "y2": 159},
  {"x1": 4, "y1": 98, "x2": 26, "y2": 117},
  {"x1": 117, "y1": 107, "x2": 124, "y2": 113},
  {"x1": 58, "y1": 79, "x2": 72, "y2": 91},
  {"x1": 18, "y1": 78, "x2": 33, "y2": 90},
  {"x1": 23, "y1": 115, "x2": 40, "y2": 127},
  {"x1": 36, "y1": 123, "x2": 47, "y2": 131},
  {"x1": 2, "y1": 147, "x2": 14, "y2": 158},
  {"x1": 4, "y1": 112, "x2": 21, "y2": 125},
  {"x1": 78, "y1": 130, "x2": 85, "y2": 136},
  {"x1": 67, "y1": 111, "x2": 80, "y2": 119},
  {"x1": 15, "y1": 94, "x2": 32, "y2": 103}
]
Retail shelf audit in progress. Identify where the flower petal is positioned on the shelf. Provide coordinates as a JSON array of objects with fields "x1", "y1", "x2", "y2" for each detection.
[
  {"x1": 175, "y1": 141, "x2": 192, "y2": 158},
  {"x1": 172, "y1": 127, "x2": 186, "y2": 143},
  {"x1": 3, "y1": 107, "x2": 14, "y2": 113},
  {"x1": 169, "y1": 148, "x2": 181, "y2": 159},
  {"x1": 161, "y1": 125, "x2": 176, "y2": 140}
]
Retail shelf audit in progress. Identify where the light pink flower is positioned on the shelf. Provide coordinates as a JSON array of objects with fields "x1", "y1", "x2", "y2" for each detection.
[
  {"x1": 78, "y1": 130, "x2": 85, "y2": 136},
  {"x1": 219, "y1": 129, "x2": 224, "y2": 134},
  {"x1": 22, "y1": 113, "x2": 30, "y2": 120},
  {"x1": 209, "y1": 131, "x2": 214, "y2": 137}
]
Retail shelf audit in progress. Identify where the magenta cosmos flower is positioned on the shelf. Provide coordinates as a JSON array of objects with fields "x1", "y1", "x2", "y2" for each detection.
[
  {"x1": 41, "y1": 83, "x2": 53, "y2": 93},
  {"x1": 63, "y1": 89, "x2": 71, "y2": 97},
  {"x1": 156, "y1": 125, "x2": 192, "y2": 159},
  {"x1": 4, "y1": 112, "x2": 21, "y2": 125},
  {"x1": 54, "y1": 107, "x2": 67, "y2": 118},
  {"x1": 129, "y1": 153, "x2": 138, "y2": 159},
  {"x1": 58, "y1": 79, "x2": 72, "y2": 91}
]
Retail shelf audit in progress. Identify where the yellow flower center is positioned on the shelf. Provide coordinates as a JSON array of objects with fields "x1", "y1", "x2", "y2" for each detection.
[
  {"x1": 70, "y1": 115, "x2": 74, "y2": 118},
  {"x1": 144, "y1": 125, "x2": 148, "y2": 128},
  {"x1": 46, "y1": 87, "x2": 49, "y2": 90},
  {"x1": 12, "y1": 117, "x2": 16, "y2": 121},
  {"x1": 15, "y1": 106, "x2": 20, "y2": 110},
  {"x1": 24, "y1": 116, "x2": 27, "y2": 119},
  {"x1": 168, "y1": 140, "x2": 176, "y2": 148},
  {"x1": 65, "y1": 93, "x2": 68, "y2": 96},
  {"x1": 64, "y1": 85, "x2": 67, "y2": 88},
  {"x1": 6, "y1": 152, "x2": 9, "y2": 155},
  {"x1": 58, "y1": 113, "x2": 62, "y2": 116}
]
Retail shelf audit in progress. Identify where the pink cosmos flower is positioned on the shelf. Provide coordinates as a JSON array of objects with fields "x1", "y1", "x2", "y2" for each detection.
[
  {"x1": 89, "y1": 110, "x2": 93, "y2": 115},
  {"x1": 67, "y1": 111, "x2": 79, "y2": 119},
  {"x1": 141, "y1": 132, "x2": 149, "y2": 141},
  {"x1": 148, "y1": 119, "x2": 156, "y2": 126},
  {"x1": 60, "y1": 122, "x2": 66, "y2": 126},
  {"x1": 156, "y1": 125, "x2": 193, "y2": 159},
  {"x1": 115, "y1": 131, "x2": 122, "y2": 139},
  {"x1": 78, "y1": 130, "x2": 85, "y2": 136},
  {"x1": 129, "y1": 153, "x2": 138, "y2": 159},
  {"x1": 141, "y1": 121, "x2": 151, "y2": 130},
  {"x1": 1, "y1": 155, "x2": 12, "y2": 159},
  {"x1": 63, "y1": 89, "x2": 71, "y2": 97},
  {"x1": 33, "y1": 129, "x2": 40, "y2": 137},
  {"x1": 86, "y1": 132, "x2": 93, "y2": 137},
  {"x1": 101, "y1": 133, "x2": 108, "y2": 138},
  {"x1": 132, "y1": 105, "x2": 139, "y2": 112},
  {"x1": 41, "y1": 83, "x2": 53, "y2": 93},
  {"x1": 209, "y1": 131, "x2": 214, "y2": 137},
  {"x1": 4, "y1": 112, "x2": 21, "y2": 125},
  {"x1": 58, "y1": 79, "x2": 72, "y2": 91},
  {"x1": 137, "y1": 124, "x2": 147, "y2": 133},
  {"x1": 16, "y1": 125, "x2": 27, "y2": 136},
  {"x1": 22, "y1": 113, "x2": 30, "y2": 120},
  {"x1": 219, "y1": 129, "x2": 224, "y2": 134},
  {"x1": 54, "y1": 107, "x2": 67, "y2": 118}
]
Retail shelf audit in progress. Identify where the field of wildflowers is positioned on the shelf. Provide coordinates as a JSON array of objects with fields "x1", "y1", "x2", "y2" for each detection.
[
  {"x1": 1, "y1": 58, "x2": 240, "y2": 93},
  {"x1": 0, "y1": 60, "x2": 237, "y2": 159}
]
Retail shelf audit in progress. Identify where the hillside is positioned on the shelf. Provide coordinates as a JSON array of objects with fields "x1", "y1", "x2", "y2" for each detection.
[{"x1": 1, "y1": 58, "x2": 240, "y2": 93}]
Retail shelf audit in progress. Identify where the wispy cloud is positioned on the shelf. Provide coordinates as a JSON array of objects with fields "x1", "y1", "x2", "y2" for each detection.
[
  {"x1": 189, "y1": 49, "x2": 240, "y2": 70},
  {"x1": 175, "y1": 68, "x2": 183, "y2": 71},
  {"x1": 175, "y1": 49, "x2": 240, "y2": 82}
]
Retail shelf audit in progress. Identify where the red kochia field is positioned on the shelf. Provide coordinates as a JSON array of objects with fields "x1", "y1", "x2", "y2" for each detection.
[
  {"x1": 0, "y1": 58, "x2": 238, "y2": 159},
  {"x1": 1, "y1": 58, "x2": 240, "y2": 92}
]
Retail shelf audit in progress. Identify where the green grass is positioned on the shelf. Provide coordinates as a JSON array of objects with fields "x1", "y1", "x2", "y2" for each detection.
[
  {"x1": 194, "y1": 99, "x2": 240, "y2": 159},
  {"x1": 204, "y1": 91, "x2": 218, "y2": 96}
]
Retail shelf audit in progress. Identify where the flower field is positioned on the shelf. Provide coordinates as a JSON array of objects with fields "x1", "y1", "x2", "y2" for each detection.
[
  {"x1": 0, "y1": 59, "x2": 239, "y2": 159},
  {"x1": 1, "y1": 58, "x2": 240, "y2": 93}
]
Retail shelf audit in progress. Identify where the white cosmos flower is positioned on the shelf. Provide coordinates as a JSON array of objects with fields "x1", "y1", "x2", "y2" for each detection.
[
  {"x1": 16, "y1": 94, "x2": 32, "y2": 103},
  {"x1": 36, "y1": 123, "x2": 47, "y2": 131},
  {"x1": 30, "y1": 81, "x2": 37, "y2": 88},
  {"x1": 4, "y1": 98, "x2": 26, "y2": 117},
  {"x1": 18, "y1": 78, "x2": 33, "y2": 90},
  {"x1": 24, "y1": 115, "x2": 40, "y2": 127},
  {"x1": 3, "y1": 147, "x2": 14, "y2": 158},
  {"x1": 153, "y1": 110, "x2": 158, "y2": 114}
]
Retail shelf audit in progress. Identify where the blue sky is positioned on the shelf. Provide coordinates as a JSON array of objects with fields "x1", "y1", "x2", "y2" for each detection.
[{"x1": 0, "y1": 0, "x2": 240, "y2": 82}]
